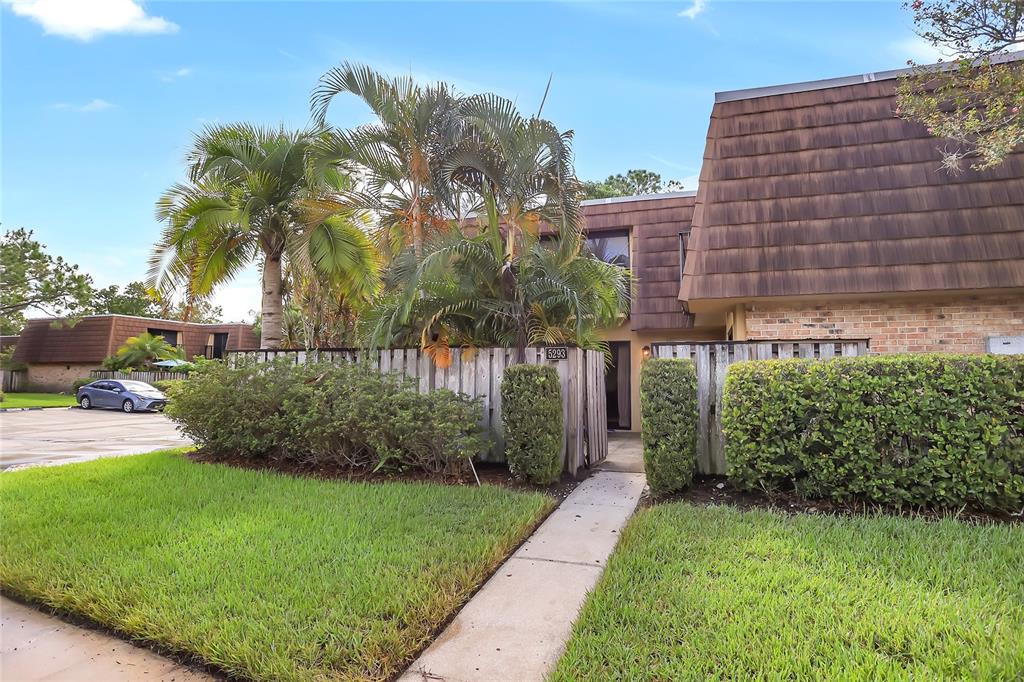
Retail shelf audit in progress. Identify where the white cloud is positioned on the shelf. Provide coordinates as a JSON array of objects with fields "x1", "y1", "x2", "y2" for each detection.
[
  {"x1": 4, "y1": 0, "x2": 178, "y2": 41},
  {"x1": 160, "y1": 66, "x2": 193, "y2": 82},
  {"x1": 678, "y1": 0, "x2": 707, "y2": 20},
  {"x1": 890, "y1": 36, "x2": 957, "y2": 65},
  {"x1": 52, "y1": 98, "x2": 114, "y2": 112}
]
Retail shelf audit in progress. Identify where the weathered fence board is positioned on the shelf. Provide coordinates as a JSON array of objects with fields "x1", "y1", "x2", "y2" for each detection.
[
  {"x1": 228, "y1": 346, "x2": 606, "y2": 477},
  {"x1": 653, "y1": 340, "x2": 870, "y2": 475},
  {"x1": 89, "y1": 370, "x2": 185, "y2": 384},
  {"x1": 1, "y1": 369, "x2": 26, "y2": 393}
]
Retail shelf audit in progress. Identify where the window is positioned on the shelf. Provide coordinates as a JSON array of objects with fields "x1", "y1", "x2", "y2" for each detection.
[
  {"x1": 679, "y1": 231, "x2": 689, "y2": 278},
  {"x1": 147, "y1": 328, "x2": 179, "y2": 347},
  {"x1": 586, "y1": 230, "x2": 629, "y2": 268}
]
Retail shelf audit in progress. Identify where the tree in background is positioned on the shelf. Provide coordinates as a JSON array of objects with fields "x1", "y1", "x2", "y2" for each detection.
[
  {"x1": 896, "y1": 0, "x2": 1023, "y2": 172},
  {"x1": 363, "y1": 189, "x2": 630, "y2": 365},
  {"x1": 446, "y1": 92, "x2": 583, "y2": 259},
  {"x1": 90, "y1": 281, "x2": 160, "y2": 318},
  {"x1": 312, "y1": 62, "x2": 465, "y2": 260},
  {"x1": 151, "y1": 124, "x2": 378, "y2": 348},
  {"x1": 581, "y1": 169, "x2": 686, "y2": 199},
  {"x1": 0, "y1": 228, "x2": 94, "y2": 335}
]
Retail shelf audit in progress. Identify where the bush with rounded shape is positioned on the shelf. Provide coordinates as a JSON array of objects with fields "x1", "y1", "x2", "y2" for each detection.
[
  {"x1": 501, "y1": 364, "x2": 563, "y2": 485},
  {"x1": 166, "y1": 358, "x2": 486, "y2": 477},
  {"x1": 640, "y1": 358, "x2": 698, "y2": 495},
  {"x1": 722, "y1": 354, "x2": 1024, "y2": 512}
]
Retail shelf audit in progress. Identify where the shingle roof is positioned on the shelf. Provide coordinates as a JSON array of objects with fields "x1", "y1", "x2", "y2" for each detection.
[
  {"x1": 679, "y1": 60, "x2": 1024, "y2": 309},
  {"x1": 580, "y1": 195, "x2": 696, "y2": 331}
]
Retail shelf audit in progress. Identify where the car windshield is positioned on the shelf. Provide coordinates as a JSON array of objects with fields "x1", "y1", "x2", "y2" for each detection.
[{"x1": 120, "y1": 381, "x2": 157, "y2": 392}]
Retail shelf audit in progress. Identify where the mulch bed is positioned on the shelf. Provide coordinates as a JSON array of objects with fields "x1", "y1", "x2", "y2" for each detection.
[
  {"x1": 187, "y1": 450, "x2": 582, "y2": 501},
  {"x1": 647, "y1": 475, "x2": 1022, "y2": 525}
]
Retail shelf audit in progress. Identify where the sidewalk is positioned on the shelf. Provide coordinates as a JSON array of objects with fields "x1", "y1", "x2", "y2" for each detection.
[
  {"x1": 401, "y1": 440, "x2": 646, "y2": 682},
  {"x1": 1, "y1": 597, "x2": 212, "y2": 682}
]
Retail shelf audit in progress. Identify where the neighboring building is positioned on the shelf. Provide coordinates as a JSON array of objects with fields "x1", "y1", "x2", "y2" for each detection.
[
  {"x1": 584, "y1": 58, "x2": 1024, "y2": 431},
  {"x1": 11, "y1": 315, "x2": 259, "y2": 391}
]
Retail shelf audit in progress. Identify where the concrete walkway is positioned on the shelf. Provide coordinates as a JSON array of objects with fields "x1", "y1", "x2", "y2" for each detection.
[
  {"x1": 1, "y1": 597, "x2": 212, "y2": 681},
  {"x1": 402, "y1": 438, "x2": 646, "y2": 682}
]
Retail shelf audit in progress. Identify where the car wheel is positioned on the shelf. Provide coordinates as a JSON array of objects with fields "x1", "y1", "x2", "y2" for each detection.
[
  {"x1": 79, "y1": 395, "x2": 91, "y2": 409},
  {"x1": 122, "y1": 399, "x2": 135, "y2": 414}
]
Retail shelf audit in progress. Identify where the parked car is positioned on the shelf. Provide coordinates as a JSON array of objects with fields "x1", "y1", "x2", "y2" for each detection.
[{"x1": 76, "y1": 380, "x2": 168, "y2": 413}]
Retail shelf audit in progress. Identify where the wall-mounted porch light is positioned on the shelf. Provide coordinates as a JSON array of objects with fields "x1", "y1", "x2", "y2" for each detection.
[{"x1": 641, "y1": 345, "x2": 651, "y2": 360}]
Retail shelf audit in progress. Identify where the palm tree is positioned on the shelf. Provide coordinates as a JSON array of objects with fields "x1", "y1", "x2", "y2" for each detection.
[
  {"x1": 310, "y1": 62, "x2": 465, "y2": 260},
  {"x1": 446, "y1": 92, "x2": 584, "y2": 258},
  {"x1": 114, "y1": 332, "x2": 183, "y2": 369},
  {"x1": 150, "y1": 124, "x2": 378, "y2": 348},
  {"x1": 362, "y1": 190, "x2": 630, "y2": 364}
]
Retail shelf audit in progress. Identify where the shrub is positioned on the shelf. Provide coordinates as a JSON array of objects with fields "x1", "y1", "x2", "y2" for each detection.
[
  {"x1": 640, "y1": 358, "x2": 698, "y2": 495},
  {"x1": 502, "y1": 364, "x2": 563, "y2": 485},
  {"x1": 72, "y1": 378, "x2": 95, "y2": 392},
  {"x1": 722, "y1": 354, "x2": 1024, "y2": 512},
  {"x1": 152, "y1": 379, "x2": 185, "y2": 394},
  {"x1": 166, "y1": 358, "x2": 486, "y2": 477}
]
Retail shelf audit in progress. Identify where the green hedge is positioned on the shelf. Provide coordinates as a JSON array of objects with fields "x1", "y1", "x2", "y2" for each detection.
[
  {"x1": 166, "y1": 358, "x2": 486, "y2": 477},
  {"x1": 501, "y1": 364, "x2": 563, "y2": 485},
  {"x1": 640, "y1": 358, "x2": 698, "y2": 495},
  {"x1": 72, "y1": 378, "x2": 94, "y2": 392},
  {"x1": 722, "y1": 354, "x2": 1024, "y2": 512}
]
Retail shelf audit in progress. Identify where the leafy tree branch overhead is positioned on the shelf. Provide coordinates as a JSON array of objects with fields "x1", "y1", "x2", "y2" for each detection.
[
  {"x1": 897, "y1": 0, "x2": 1024, "y2": 171},
  {"x1": 1, "y1": 228, "x2": 95, "y2": 334}
]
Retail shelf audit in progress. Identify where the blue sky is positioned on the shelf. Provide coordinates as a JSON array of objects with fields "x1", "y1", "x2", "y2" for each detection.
[{"x1": 1, "y1": 0, "x2": 940, "y2": 321}]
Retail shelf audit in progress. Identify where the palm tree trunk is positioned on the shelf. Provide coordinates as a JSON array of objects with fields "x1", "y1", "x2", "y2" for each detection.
[
  {"x1": 260, "y1": 255, "x2": 284, "y2": 349},
  {"x1": 411, "y1": 188, "x2": 423, "y2": 260}
]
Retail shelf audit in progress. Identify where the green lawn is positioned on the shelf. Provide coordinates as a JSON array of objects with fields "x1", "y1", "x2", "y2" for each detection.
[
  {"x1": 553, "y1": 504, "x2": 1024, "y2": 681},
  {"x1": 0, "y1": 450, "x2": 552, "y2": 681},
  {"x1": 0, "y1": 392, "x2": 77, "y2": 409}
]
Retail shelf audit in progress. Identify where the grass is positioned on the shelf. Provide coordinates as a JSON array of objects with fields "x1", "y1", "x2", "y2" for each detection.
[
  {"x1": 0, "y1": 450, "x2": 553, "y2": 681},
  {"x1": 0, "y1": 392, "x2": 77, "y2": 408},
  {"x1": 552, "y1": 503, "x2": 1024, "y2": 681}
]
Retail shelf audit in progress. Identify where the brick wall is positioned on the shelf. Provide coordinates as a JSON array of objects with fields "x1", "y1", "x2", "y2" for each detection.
[
  {"x1": 746, "y1": 296, "x2": 1024, "y2": 354},
  {"x1": 26, "y1": 363, "x2": 98, "y2": 392}
]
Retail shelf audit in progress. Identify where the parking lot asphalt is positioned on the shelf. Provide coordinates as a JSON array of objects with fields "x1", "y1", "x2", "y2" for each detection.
[{"x1": 0, "y1": 408, "x2": 191, "y2": 470}]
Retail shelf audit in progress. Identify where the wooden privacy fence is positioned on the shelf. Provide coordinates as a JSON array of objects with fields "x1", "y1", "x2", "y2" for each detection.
[
  {"x1": 89, "y1": 370, "x2": 187, "y2": 383},
  {"x1": 653, "y1": 340, "x2": 870, "y2": 475},
  {"x1": 227, "y1": 347, "x2": 608, "y2": 477},
  {"x1": 2, "y1": 369, "x2": 26, "y2": 393}
]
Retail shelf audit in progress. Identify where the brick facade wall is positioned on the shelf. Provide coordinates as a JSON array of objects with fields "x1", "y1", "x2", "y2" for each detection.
[
  {"x1": 745, "y1": 296, "x2": 1024, "y2": 354},
  {"x1": 26, "y1": 363, "x2": 98, "y2": 393}
]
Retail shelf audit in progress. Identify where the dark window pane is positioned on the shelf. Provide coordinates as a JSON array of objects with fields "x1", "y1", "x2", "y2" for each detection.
[{"x1": 586, "y1": 232, "x2": 629, "y2": 268}]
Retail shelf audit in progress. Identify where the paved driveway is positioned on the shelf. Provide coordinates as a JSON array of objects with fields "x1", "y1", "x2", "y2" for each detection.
[{"x1": 0, "y1": 409, "x2": 191, "y2": 470}]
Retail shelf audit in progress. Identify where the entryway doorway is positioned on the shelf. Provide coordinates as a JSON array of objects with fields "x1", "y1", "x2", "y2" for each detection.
[{"x1": 606, "y1": 341, "x2": 631, "y2": 430}]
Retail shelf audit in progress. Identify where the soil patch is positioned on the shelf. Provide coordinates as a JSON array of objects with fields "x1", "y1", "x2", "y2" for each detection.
[{"x1": 646, "y1": 475, "x2": 1022, "y2": 525}]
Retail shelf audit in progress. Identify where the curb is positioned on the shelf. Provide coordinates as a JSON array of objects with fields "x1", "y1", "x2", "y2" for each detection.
[{"x1": 0, "y1": 406, "x2": 76, "y2": 413}]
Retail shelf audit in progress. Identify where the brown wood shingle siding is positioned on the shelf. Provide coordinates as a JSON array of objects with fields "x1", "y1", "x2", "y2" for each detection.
[
  {"x1": 579, "y1": 196, "x2": 696, "y2": 331},
  {"x1": 680, "y1": 75, "x2": 1024, "y2": 304}
]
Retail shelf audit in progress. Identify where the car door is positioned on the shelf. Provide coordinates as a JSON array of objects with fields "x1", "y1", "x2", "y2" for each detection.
[{"x1": 91, "y1": 382, "x2": 116, "y2": 408}]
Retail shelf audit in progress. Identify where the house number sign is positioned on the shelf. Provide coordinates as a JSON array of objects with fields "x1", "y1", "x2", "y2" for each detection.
[{"x1": 545, "y1": 346, "x2": 569, "y2": 361}]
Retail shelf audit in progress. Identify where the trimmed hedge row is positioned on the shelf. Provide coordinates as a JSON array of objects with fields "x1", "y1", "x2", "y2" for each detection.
[
  {"x1": 722, "y1": 354, "x2": 1024, "y2": 512},
  {"x1": 640, "y1": 358, "x2": 698, "y2": 495},
  {"x1": 166, "y1": 358, "x2": 486, "y2": 477},
  {"x1": 501, "y1": 364, "x2": 563, "y2": 485}
]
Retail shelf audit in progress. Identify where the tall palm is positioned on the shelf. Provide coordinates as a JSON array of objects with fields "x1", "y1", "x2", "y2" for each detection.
[
  {"x1": 310, "y1": 61, "x2": 465, "y2": 260},
  {"x1": 363, "y1": 190, "x2": 629, "y2": 364},
  {"x1": 446, "y1": 93, "x2": 584, "y2": 258},
  {"x1": 150, "y1": 124, "x2": 378, "y2": 348}
]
